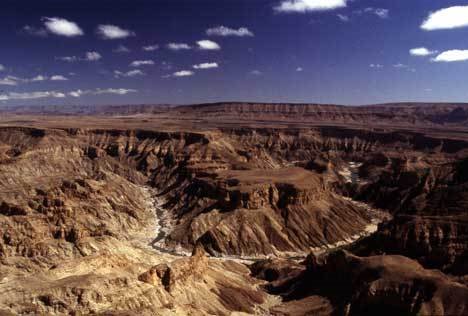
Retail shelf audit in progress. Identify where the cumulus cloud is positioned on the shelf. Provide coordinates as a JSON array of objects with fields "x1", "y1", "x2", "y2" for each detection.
[
  {"x1": 0, "y1": 64, "x2": 4, "y2": 71},
  {"x1": 167, "y1": 43, "x2": 192, "y2": 51},
  {"x1": 193, "y1": 62, "x2": 218, "y2": 69},
  {"x1": 197, "y1": 40, "x2": 221, "y2": 50},
  {"x1": 42, "y1": 17, "x2": 84, "y2": 37},
  {"x1": 250, "y1": 70, "x2": 262, "y2": 75},
  {"x1": 50, "y1": 75, "x2": 68, "y2": 81},
  {"x1": 274, "y1": 0, "x2": 347, "y2": 13},
  {"x1": 114, "y1": 69, "x2": 145, "y2": 78},
  {"x1": 409, "y1": 47, "x2": 437, "y2": 56},
  {"x1": 130, "y1": 60, "x2": 155, "y2": 67},
  {"x1": 143, "y1": 44, "x2": 159, "y2": 51},
  {"x1": 421, "y1": 6, "x2": 468, "y2": 31},
  {"x1": 206, "y1": 26, "x2": 254, "y2": 37},
  {"x1": 113, "y1": 45, "x2": 131, "y2": 53},
  {"x1": 85, "y1": 51, "x2": 102, "y2": 61},
  {"x1": 173, "y1": 70, "x2": 194, "y2": 77},
  {"x1": 433, "y1": 50, "x2": 468, "y2": 62},
  {"x1": 296, "y1": 67, "x2": 303, "y2": 72},
  {"x1": 97, "y1": 24, "x2": 135, "y2": 39},
  {"x1": 369, "y1": 63, "x2": 384, "y2": 68}
]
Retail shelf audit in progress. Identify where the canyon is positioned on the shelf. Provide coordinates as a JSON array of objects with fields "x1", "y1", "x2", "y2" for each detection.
[{"x1": 0, "y1": 102, "x2": 467, "y2": 315}]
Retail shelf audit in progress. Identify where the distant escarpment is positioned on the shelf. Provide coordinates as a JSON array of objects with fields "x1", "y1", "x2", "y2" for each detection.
[
  {"x1": 173, "y1": 102, "x2": 468, "y2": 127},
  {"x1": 4, "y1": 102, "x2": 468, "y2": 127}
]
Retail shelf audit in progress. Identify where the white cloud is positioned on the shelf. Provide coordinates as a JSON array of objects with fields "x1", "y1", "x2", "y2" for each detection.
[
  {"x1": 97, "y1": 24, "x2": 135, "y2": 39},
  {"x1": 69, "y1": 90, "x2": 84, "y2": 98},
  {"x1": 85, "y1": 51, "x2": 102, "y2": 61},
  {"x1": 364, "y1": 8, "x2": 389, "y2": 19},
  {"x1": 206, "y1": 26, "x2": 254, "y2": 37},
  {"x1": 296, "y1": 67, "x2": 303, "y2": 72},
  {"x1": 0, "y1": 76, "x2": 19, "y2": 86},
  {"x1": 0, "y1": 64, "x2": 4, "y2": 71},
  {"x1": 337, "y1": 14, "x2": 349, "y2": 22},
  {"x1": 113, "y1": 45, "x2": 131, "y2": 53},
  {"x1": 369, "y1": 63, "x2": 384, "y2": 68},
  {"x1": 56, "y1": 56, "x2": 78, "y2": 62},
  {"x1": 410, "y1": 47, "x2": 437, "y2": 56},
  {"x1": 393, "y1": 64, "x2": 416, "y2": 72},
  {"x1": 143, "y1": 44, "x2": 159, "y2": 51},
  {"x1": 30, "y1": 75, "x2": 47, "y2": 82},
  {"x1": 167, "y1": 43, "x2": 192, "y2": 51},
  {"x1": 433, "y1": 50, "x2": 468, "y2": 62},
  {"x1": 250, "y1": 70, "x2": 262, "y2": 75},
  {"x1": 50, "y1": 75, "x2": 68, "y2": 81},
  {"x1": 114, "y1": 69, "x2": 145, "y2": 78},
  {"x1": 0, "y1": 88, "x2": 137, "y2": 101},
  {"x1": 0, "y1": 90, "x2": 66, "y2": 100},
  {"x1": 197, "y1": 40, "x2": 221, "y2": 50},
  {"x1": 193, "y1": 62, "x2": 219, "y2": 69},
  {"x1": 352, "y1": 7, "x2": 389, "y2": 20},
  {"x1": 22, "y1": 25, "x2": 48, "y2": 37},
  {"x1": 42, "y1": 17, "x2": 84, "y2": 37},
  {"x1": 130, "y1": 60, "x2": 155, "y2": 67},
  {"x1": 69, "y1": 88, "x2": 137, "y2": 98},
  {"x1": 0, "y1": 74, "x2": 69, "y2": 85},
  {"x1": 274, "y1": 0, "x2": 347, "y2": 13},
  {"x1": 56, "y1": 52, "x2": 101, "y2": 62},
  {"x1": 95, "y1": 88, "x2": 137, "y2": 95},
  {"x1": 173, "y1": 70, "x2": 194, "y2": 77},
  {"x1": 421, "y1": 6, "x2": 468, "y2": 31},
  {"x1": 0, "y1": 75, "x2": 38, "y2": 85}
]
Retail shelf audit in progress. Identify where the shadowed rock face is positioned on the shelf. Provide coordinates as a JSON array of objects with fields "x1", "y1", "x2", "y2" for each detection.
[
  {"x1": 256, "y1": 251, "x2": 468, "y2": 316},
  {"x1": 344, "y1": 151, "x2": 468, "y2": 275}
]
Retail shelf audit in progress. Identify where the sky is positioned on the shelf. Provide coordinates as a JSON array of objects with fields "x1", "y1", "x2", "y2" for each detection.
[{"x1": 1, "y1": 0, "x2": 468, "y2": 106}]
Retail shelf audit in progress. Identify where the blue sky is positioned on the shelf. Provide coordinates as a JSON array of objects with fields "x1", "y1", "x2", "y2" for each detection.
[{"x1": 1, "y1": 0, "x2": 468, "y2": 106}]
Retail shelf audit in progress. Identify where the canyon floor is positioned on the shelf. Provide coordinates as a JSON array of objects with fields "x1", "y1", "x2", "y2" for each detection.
[{"x1": 0, "y1": 103, "x2": 467, "y2": 315}]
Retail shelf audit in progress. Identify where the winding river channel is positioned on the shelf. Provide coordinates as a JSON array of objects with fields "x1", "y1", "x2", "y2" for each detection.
[{"x1": 144, "y1": 162, "x2": 391, "y2": 262}]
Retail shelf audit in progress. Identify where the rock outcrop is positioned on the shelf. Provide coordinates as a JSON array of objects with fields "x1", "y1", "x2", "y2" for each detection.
[{"x1": 258, "y1": 250, "x2": 468, "y2": 316}]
